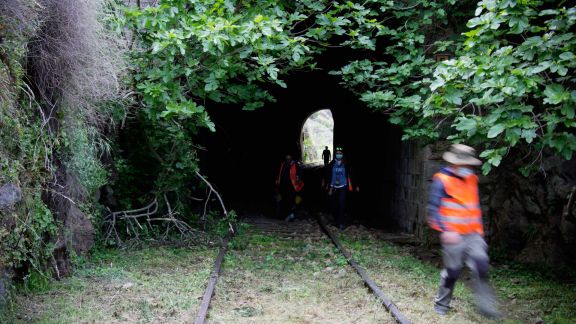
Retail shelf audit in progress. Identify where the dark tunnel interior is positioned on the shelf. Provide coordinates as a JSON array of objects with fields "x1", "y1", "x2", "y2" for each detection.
[{"x1": 198, "y1": 56, "x2": 404, "y2": 229}]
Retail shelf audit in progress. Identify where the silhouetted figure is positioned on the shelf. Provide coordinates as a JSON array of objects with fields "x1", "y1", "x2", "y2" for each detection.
[
  {"x1": 322, "y1": 147, "x2": 359, "y2": 229},
  {"x1": 428, "y1": 144, "x2": 500, "y2": 318},
  {"x1": 276, "y1": 154, "x2": 304, "y2": 221},
  {"x1": 322, "y1": 146, "x2": 331, "y2": 166}
]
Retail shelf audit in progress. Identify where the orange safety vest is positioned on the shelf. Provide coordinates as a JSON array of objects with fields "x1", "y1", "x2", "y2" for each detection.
[
  {"x1": 277, "y1": 162, "x2": 304, "y2": 192},
  {"x1": 430, "y1": 172, "x2": 484, "y2": 235}
]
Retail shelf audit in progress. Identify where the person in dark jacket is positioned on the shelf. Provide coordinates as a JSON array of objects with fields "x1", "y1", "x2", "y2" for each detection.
[
  {"x1": 322, "y1": 146, "x2": 331, "y2": 167},
  {"x1": 322, "y1": 147, "x2": 359, "y2": 229}
]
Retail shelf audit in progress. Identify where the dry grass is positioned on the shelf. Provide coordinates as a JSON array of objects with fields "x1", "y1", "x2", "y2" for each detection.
[
  {"x1": 208, "y1": 232, "x2": 395, "y2": 323},
  {"x1": 4, "y1": 246, "x2": 217, "y2": 323},
  {"x1": 30, "y1": 0, "x2": 128, "y2": 126}
]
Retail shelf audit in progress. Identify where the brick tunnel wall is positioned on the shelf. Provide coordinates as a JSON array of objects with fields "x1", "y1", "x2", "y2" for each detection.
[{"x1": 392, "y1": 141, "x2": 448, "y2": 239}]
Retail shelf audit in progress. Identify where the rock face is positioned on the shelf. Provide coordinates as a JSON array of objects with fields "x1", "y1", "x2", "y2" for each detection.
[
  {"x1": 393, "y1": 141, "x2": 576, "y2": 267},
  {"x1": 0, "y1": 267, "x2": 10, "y2": 308},
  {"x1": 0, "y1": 184, "x2": 21, "y2": 306},
  {"x1": 483, "y1": 157, "x2": 576, "y2": 266},
  {"x1": 0, "y1": 183, "x2": 22, "y2": 209},
  {"x1": 65, "y1": 203, "x2": 95, "y2": 255},
  {"x1": 48, "y1": 165, "x2": 95, "y2": 277}
]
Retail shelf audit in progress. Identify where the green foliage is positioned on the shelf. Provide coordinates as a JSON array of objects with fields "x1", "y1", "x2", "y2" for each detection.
[
  {"x1": 122, "y1": 0, "x2": 311, "y2": 194},
  {"x1": 338, "y1": 0, "x2": 575, "y2": 174},
  {"x1": 205, "y1": 210, "x2": 242, "y2": 237},
  {"x1": 120, "y1": 0, "x2": 395, "y2": 196},
  {"x1": 426, "y1": 1, "x2": 576, "y2": 173},
  {"x1": 21, "y1": 269, "x2": 51, "y2": 293},
  {"x1": 61, "y1": 120, "x2": 110, "y2": 197},
  {"x1": 0, "y1": 193, "x2": 57, "y2": 271},
  {"x1": 333, "y1": 0, "x2": 470, "y2": 143},
  {"x1": 0, "y1": 90, "x2": 58, "y2": 273}
]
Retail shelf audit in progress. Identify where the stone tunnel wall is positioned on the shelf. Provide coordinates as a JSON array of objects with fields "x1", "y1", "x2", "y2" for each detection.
[
  {"x1": 391, "y1": 141, "x2": 425, "y2": 235},
  {"x1": 391, "y1": 141, "x2": 445, "y2": 240}
]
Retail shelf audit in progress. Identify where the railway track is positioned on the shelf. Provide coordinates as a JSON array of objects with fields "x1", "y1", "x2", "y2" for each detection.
[{"x1": 194, "y1": 213, "x2": 411, "y2": 324}]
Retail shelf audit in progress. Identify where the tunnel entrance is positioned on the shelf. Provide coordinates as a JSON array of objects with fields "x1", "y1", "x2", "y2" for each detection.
[
  {"x1": 199, "y1": 52, "x2": 405, "y2": 230},
  {"x1": 301, "y1": 109, "x2": 334, "y2": 166}
]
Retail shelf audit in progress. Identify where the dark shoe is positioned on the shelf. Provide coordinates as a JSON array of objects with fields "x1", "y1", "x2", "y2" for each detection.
[
  {"x1": 434, "y1": 304, "x2": 448, "y2": 315},
  {"x1": 285, "y1": 213, "x2": 295, "y2": 222},
  {"x1": 478, "y1": 306, "x2": 502, "y2": 319},
  {"x1": 475, "y1": 280, "x2": 502, "y2": 319}
]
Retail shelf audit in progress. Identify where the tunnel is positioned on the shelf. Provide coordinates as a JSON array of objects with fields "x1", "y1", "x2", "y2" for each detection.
[{"x1": 198, "y1": 55, "x2": 404, "y2": 230}]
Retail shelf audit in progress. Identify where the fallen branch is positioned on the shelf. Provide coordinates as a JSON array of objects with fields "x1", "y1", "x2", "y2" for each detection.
[
  {"x1": 563, "y1": 186, "x2": 576, "y2": 221},
  {"x1": 195, "y1": 171, "x2": 228, "y2": 217},
  {"x1": 103, "y1": 171, "x2": 234, "y2": 247},
  {"x1": 196, "y1": 171, "x2": 235, "y2": 235},
  {"x1": 103, "y1": 199, "x2": 158, "y2": 246},
  {"x1": 51, "y1": 255, "x2": 61, "y2": 280},
  {"x1": 103, "y1": 196, "x2": 215, "y2": 247}
]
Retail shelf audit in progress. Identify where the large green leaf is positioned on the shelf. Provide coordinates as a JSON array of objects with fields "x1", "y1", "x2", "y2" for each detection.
[
  {"x1": 487, "y1": 124, "x2": 505, "y2": 138},
  {"x1": 544, "y1": 84, "x2": 568, "y2": 105},
  {"x1": 444, "y1": 87, "x2": 464, "y2": 105}
]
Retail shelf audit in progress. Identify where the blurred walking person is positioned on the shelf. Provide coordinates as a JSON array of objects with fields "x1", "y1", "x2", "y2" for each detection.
[{"x1": 428, "y1": 144, "x2": 500, "y2": 318}]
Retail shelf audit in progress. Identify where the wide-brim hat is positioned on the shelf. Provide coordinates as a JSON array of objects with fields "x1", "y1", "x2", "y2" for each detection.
[{"x1": 442, "y1": 144, "x2": 482, "y2": 166}]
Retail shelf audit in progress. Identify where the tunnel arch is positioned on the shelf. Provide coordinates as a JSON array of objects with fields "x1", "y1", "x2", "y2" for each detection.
[{"x1": 300, "y1": 109, "x2": 334, "y2": 166}]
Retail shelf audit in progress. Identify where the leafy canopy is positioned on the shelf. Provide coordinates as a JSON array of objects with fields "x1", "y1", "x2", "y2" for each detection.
[
  {"x1": 122, "y1": 0, "x2": 387, "y2": 193},
  {"x1": 123, "y1": 0, "x2": 575, "y2": 183},
  {"x1": 337, "y1": 0, "x2": 575, "y2": 174}
]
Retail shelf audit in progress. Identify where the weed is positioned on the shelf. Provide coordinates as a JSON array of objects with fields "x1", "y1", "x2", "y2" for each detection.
[{"x1": 21, "y1": 270, "x2": 51, "y2": 294}]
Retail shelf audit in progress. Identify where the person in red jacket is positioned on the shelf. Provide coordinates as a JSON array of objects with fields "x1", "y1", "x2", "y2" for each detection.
[
  {"x1": 276, "y1": 154, "x2": 304, "y2": 221},
  {"x1": 428, "y1": 144, "x2": 500, "y2": 318}
]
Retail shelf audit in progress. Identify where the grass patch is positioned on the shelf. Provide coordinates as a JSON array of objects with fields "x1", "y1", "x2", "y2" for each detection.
[{"x1": 1, "y1": 245, "x2": 218, "y2": 323}]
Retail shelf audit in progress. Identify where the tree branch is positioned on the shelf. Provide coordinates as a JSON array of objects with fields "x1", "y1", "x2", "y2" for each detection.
[{"x1": 195, "y1": 171, "x2": 228, "y2": 217}]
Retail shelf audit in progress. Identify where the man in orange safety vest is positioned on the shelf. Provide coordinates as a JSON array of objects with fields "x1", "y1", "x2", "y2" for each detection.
[{"x1": 428, "y1": 144, "x2": 500, "y2": 318}]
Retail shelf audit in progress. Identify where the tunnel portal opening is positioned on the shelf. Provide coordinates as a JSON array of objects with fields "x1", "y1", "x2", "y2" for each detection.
[{"x1": 301, "y1": 109, "x2": 334, "y2": 166}]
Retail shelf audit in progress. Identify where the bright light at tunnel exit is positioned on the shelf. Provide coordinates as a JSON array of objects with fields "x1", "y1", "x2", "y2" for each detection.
[{"x1": 300, "y1": 109, "x2": 334, "y2": 165}]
